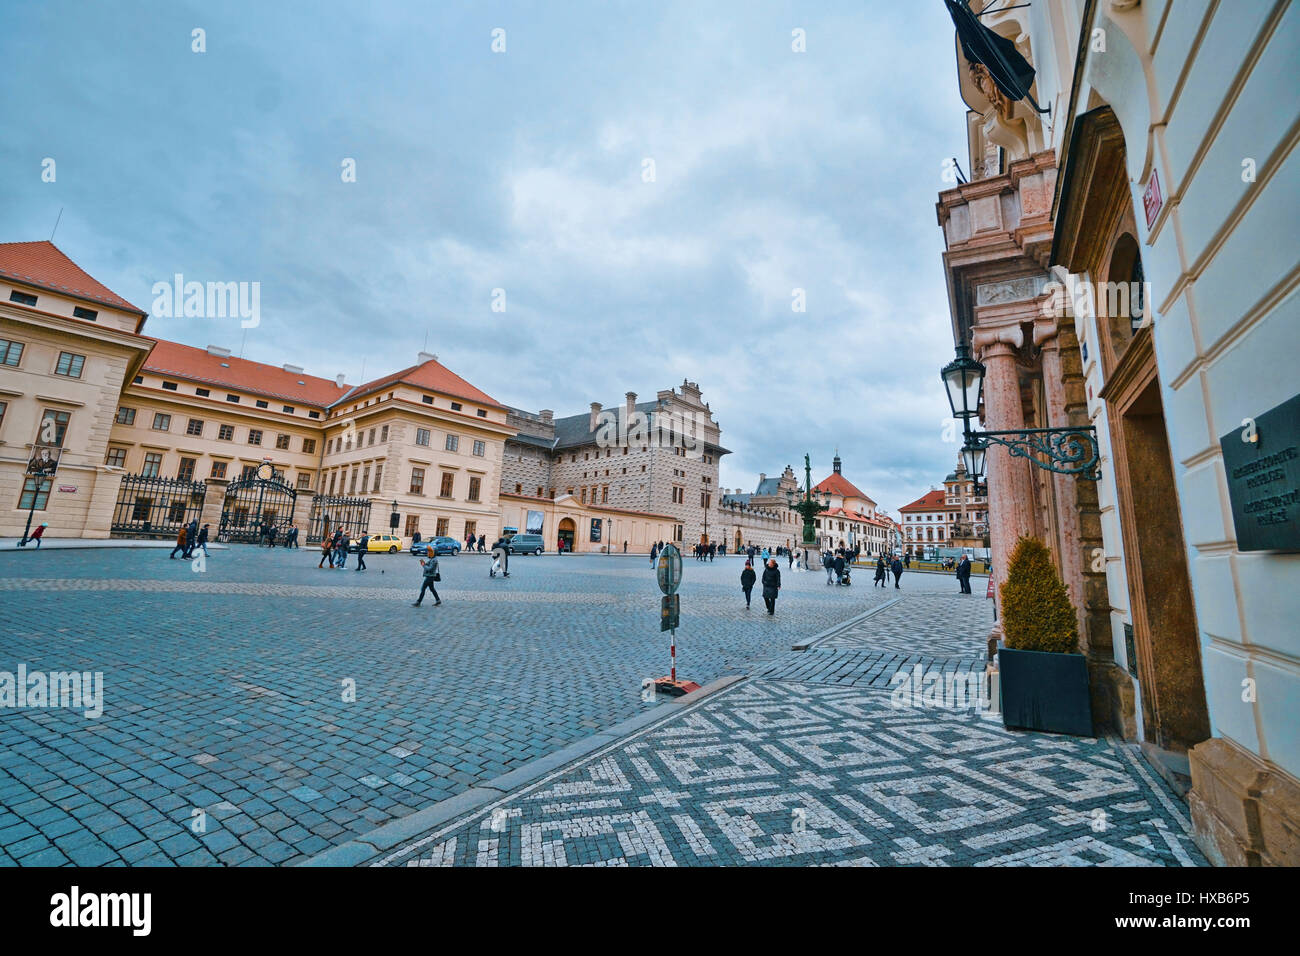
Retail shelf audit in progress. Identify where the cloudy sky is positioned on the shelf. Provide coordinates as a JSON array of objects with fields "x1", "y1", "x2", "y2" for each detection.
[{"x1": 2, "y1": 0, "x2": 973, "y2": 513}]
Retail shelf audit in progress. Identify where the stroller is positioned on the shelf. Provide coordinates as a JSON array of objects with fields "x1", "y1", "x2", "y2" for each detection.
[
  {"x1": 489, "y1": 546, "x2": 510, "y2": 578},
  {"x1": 838, "y1": 563, "x2": 852, "y2": 586}
]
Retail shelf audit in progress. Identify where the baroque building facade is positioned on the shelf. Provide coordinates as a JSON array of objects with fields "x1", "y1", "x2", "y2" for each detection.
[{"x1": 938, "y1": 0, "x2": 1299, "y2": 866}]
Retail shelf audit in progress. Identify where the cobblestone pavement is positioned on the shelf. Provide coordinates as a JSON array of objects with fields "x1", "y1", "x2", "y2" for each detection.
[
  {"x1": 376, "y1": 679, "x2": 1205, "y2": 867},
  {"x1": 0, "y1": 548, "x2": 961, "y2": 866}
]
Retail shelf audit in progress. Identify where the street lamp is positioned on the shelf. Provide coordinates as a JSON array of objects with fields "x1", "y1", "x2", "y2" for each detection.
[{"x1": 942, "y1": 342, "x2": 1100, "y2": 481}]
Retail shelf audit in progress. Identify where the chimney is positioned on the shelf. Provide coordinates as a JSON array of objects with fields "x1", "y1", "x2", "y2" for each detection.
[
  {"x1": 335, "y1": 374, "x2": 346, "y2": 388},
  {"x1": 625, "y1": 391, "x2": 636, "y2": 418},
  {"x1": 418, "y1": 351, "x2": 438, "y2": 363},
  {"x1": 206, "y1": 345, "x2": 231, "y2": 358},
  {"x1": 759, "y1": 473, "x2": 766, "y2": 485},
  {"x1": 539, "y1": 409, "x2": 553, "y2": 424},
  {"x1": 589, "y1": 402, "x2": 602, "y2": 431},
  {"x1": 282, "y1": 363, "x2": 304, "y2": 375}
]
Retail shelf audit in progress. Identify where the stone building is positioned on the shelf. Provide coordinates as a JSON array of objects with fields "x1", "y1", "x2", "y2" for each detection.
[
  {"x1": 809, "y1": 454, "x2": 893, "y2": 555},
  {"x1": 498, "y1": 382, "x2": 728, "y2": 549},
  {"x1": 937, "y1": 0, "x2": 1299, "y2": 865},
  {"x1": 0, "y1": 241, "x2": 153, "y2": 539},
  {"x1": 717, "y1": 465, "x2": 802, "y2": 552}
]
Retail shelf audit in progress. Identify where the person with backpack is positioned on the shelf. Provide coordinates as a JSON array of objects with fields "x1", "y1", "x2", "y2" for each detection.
[
  {"x1": 319, "y1": 533, "x2": 334, "y2": 568},
  {"x1": 490, "y1": 536, "x2": 510, "y2": 578},
  {"x1": 412, "y1": 554, "x2": 442, "y2": 606},
  {"x1": 355, "y1": 533, "x2": 369, "y2": 571},
  {"x1": 170, "y1": 525, "x2": 188, "y2": 560},
  {"x1": 196, "y1": 524, "x2": 210, "y2": 557},
  {"x1": 740, "y1": 561, "x2": 756, "y2": 609}
]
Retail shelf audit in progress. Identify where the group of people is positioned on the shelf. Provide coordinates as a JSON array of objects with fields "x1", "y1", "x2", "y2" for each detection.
[
  {"x1": 318, "y1": 528, "x2": 358, "y2": 569},
  {"x1": 169, "y1": 520, "x2": 210, "y2": 559},
  {"x1": 740, "y1": 558, "x2": 782, "y2": 614},
  {"x1": 873, "y1": 554, "x2": 905, "y2": 588},
  {"x1": 259, "y1": 523, "x2": 299, "y2": 548},
  {"x1": 464, "y1": 533, "x2": 488, "y2": 553},
  {"x1": 823, "y1": 549, "x2": 854, "y2": 586},
  {"x1": 692, "y1": 542, "x2": 716, "y2": 561}
]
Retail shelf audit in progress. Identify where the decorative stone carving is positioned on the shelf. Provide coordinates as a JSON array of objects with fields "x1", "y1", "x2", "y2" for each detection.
[{"x1": 975, "y1": 275, "x2": 1046, "y2": 306}]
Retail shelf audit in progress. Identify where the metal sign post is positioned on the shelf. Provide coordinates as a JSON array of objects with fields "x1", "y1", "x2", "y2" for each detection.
[{"x1": 653, "y1": 544, "x2": 699, "y2": 697}]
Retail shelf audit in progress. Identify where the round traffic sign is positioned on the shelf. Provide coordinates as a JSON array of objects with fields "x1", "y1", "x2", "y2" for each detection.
[{"x1": 657, "y1": 544, "x2": 682, "y2": 595}]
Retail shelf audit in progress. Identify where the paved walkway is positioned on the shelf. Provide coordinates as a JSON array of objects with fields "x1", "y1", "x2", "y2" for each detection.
[{"x1": 369, "y1": 677, "x2": 1203, "y2": 867}]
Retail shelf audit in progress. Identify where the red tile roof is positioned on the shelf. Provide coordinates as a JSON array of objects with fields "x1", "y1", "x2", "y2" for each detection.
[
  {"x1": 141, "y1": 339, "x2": 348, "y2": 406},
  {"x1": 900, "y1": 490, "x2": 947, "y2": 511},
  {"x1": 0, "y1": 240, "x2": 144, "y2": 314},
  {"x1": 813, "y1": 472, "x2": 871, "y2": 499},
  {"x1": 346, "y1": 358, "x2": 503, "y2": 409}
]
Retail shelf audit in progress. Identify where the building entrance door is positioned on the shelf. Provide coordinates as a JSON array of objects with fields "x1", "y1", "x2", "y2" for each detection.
[{"x1": 557, "y1": 517, "x2": 575, "y2": 553}]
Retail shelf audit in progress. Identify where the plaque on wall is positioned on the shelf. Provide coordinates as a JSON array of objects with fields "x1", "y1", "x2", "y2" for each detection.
[{"x1": 1219, "y1": 393, "x2": 1300, "y2": 552}]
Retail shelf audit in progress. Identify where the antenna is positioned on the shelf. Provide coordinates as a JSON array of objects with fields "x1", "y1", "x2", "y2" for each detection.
[
  {"x1": 239, "y1": 328, "x2": 247, "y2": 358},
  {"x1": 423, "y1": 329, "x2": 429, "y2": 352},
  {"x1": 50, "y1": 207, "x2": 64, "y2": 241}
]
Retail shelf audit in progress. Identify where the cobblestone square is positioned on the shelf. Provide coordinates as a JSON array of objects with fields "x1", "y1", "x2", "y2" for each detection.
[{"x1": 0, "y1": 547, "x2": 1202, "y2": 867}]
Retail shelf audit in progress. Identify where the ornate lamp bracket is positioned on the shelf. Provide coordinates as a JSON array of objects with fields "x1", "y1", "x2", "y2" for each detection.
[{"x1": 971, "y1": 425, "x2": 1100, "y2": 479}]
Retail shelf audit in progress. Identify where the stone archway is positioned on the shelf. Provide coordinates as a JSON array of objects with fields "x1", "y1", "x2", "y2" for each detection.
[{"x1": 557, "y1": 516, "x2": 575, "y2": 553}]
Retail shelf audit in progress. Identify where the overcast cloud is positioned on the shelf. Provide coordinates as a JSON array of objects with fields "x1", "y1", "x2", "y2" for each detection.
[{"x1": 1, "y1": 0, "x2": 973, "y2": 513}]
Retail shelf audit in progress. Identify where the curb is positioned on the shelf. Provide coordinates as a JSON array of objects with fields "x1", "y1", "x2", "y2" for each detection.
[
  {"x1": 299, "y1": 673, "x2": 747, "y2": 867},
  {"x1": 791, "y1": 597, "x2": 903, "y2": 651}
]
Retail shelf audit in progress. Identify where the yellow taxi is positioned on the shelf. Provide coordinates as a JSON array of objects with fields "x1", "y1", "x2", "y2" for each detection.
[{"x1": 352, "y1": 533, "x2": 407, "y2": 553}]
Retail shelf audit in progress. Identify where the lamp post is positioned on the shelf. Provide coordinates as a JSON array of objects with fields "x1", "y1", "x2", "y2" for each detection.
[
  {"x1": 941, "y1": 342, "x2": 1099, "y2": 487},
  {"x1": 788, "y1": 454, "x2": 828, "y2": 564}
]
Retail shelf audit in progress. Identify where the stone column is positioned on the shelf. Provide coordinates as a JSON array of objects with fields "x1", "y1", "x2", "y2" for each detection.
[
  {"x1": 973, "y1": 325, "x2": 1037, "y2": 614},
  {"x1": 1036, "y1": 320, "x2": 1088, "y2": 646}
]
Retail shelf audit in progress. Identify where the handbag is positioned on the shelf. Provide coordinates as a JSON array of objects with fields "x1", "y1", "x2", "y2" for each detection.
[{"x1": 433, "y1": 571, "x2": 441, "y2": 581}]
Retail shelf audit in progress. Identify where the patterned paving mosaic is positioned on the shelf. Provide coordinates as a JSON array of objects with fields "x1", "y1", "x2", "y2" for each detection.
[{"x1": 376, "y1": 680, "x2": 1206, "y2": 867}]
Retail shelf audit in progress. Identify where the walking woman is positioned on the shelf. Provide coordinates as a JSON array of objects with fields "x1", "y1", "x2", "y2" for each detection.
[
  {"x1": 319, "y1": 534, "x2": 334, "y2": 569},
  {"x1": 874, "y1": 555, "x2": 887, "y2": 588},
  {"x1": 412, "y1": 554, "x2": 442, "y2": 606},
  {"x1": 740, "y1": 561, "x2": 756, "y2": 609},
  {"x1": 761, "y1": 558, "x2": 781, "y2": 615}
]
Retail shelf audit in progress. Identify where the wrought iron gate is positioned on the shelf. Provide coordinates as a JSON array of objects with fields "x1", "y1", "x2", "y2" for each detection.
[
  {"x1": 306, "y1": 494, "x2": 372, "y2": 544},
  {"x1": 219, "y1": 470, "x2": 298, "y2": 543},
  {"x1": 111, "y1": 473, "x2": 207, "y2": 539}
]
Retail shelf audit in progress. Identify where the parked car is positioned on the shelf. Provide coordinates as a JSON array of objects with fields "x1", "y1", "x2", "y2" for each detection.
[
  {"x1": 410, "y1": 536, "x2": 461, "y2": 556},
  {"x1": 351, "y1": 533, "x2": 407, "y2": 553},
  {"x1": 506, "y1": 533, "x2": 545, "y2": 555}
]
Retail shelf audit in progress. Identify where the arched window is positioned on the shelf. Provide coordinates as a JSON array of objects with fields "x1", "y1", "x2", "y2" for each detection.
[{"x1": 1100, "y1": 232, "x2": 1145, "y2": 376}]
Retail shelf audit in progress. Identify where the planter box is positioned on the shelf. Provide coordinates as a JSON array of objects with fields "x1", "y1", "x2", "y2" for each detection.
[{"x1": 999, "y1": 647, "x2": 1093, "y2": 737}]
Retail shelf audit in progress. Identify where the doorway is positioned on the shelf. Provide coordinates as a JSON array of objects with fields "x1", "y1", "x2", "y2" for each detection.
[{"x1": 558, "y1": 517, "x2": 575, "y2": 553}]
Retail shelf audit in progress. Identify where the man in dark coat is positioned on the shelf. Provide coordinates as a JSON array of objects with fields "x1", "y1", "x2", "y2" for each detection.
[
  {"x1": 761, "y1": 559, "x2": 781, "y2": 615},
  {"x1": 740, "y1": 561, "x2": 756, "y2": 609},
  {"x1": 956, "y1": 555, "x2": 972, "y2": 593},
  {"x1": 833, "y1": 553, "x2": 846, "y2": 585},
  {"x1": 170, "y1": 525, "x2": 187, "y2": 559},
  {"x1": 355, "y1": 533, "x2": 369, "y2": 571},
  {"x1": 874, "y1": 555, "x2": 887, "y2": 587},
  {"x1": 891, "y1": 556, "x2": 904, "y2": 589}
]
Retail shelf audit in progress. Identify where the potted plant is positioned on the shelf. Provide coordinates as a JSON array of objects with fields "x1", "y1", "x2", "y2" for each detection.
[{"x1": 998, "y1": 536, "x2": 1093, "y2": 736}]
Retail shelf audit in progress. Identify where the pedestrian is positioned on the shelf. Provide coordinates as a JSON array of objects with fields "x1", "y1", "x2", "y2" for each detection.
[
  {"x1": 490, "y1": 536, "x2": 510, "y2": 578},
  {"x1": 28, "y1": 522, "x2": 48, "y2": 549},
  {"x1": 825, "y1": 551, "x2": 836, "y2": 585},
  {"x1": 623, "y1": 540, "x2": 628, "y2": 554},
  {"x1": 834, "y1": 552, "x2": 846, "y2": 585},
  {"x1": 874, "y1": 555, "x2": 887, "y2": 588},
  {"x1": 336, "y1": 530, "x2": 350, "y2": 569},
  {"x1": 170, "y1": 525, "x2": 188, "y2": 559},
  {"x1": 477, "y1": 536, "x2": 486, "y2": 553},
  {"x1": 904, "y1": 554, "x2": 911, "y2": 569},
  {"x1": 650, "y1": 543, "x2": 658, "y2": 567},
  {"x1": 957, "y1": 554, "x2": 972, "y2": 594},
  {"x1": 319, "y1": 534, "x2": 334, "y2": 568},
  {"x1": 196, "y1": 524, "x2": 210, "y2": 557},
  {"x1": 467, "y1": 532, "x2": 476, "y2": 552},
  {"x1": 740, "y1": 560, "x2": 756, "y2": 609},
  {"x1": 355, "y1": 533, "x2": 369, "y2": 571},
  {"x1": 891, "y1": 555, "x2": 904, "y2": 589},
  {"x1": 411, "y1": 554, "x2": 442, "y2": 606},
  {"x1": 786, "y1": 549, "x2": 793, "y2": 569},
  {"x1": 267, "y1": 525, "x2": 277, "y2": 548},
  {"x1": 761, "y1": 558, "x2": 781, "y2": 615},
  {"x1": 184, "y1": 519, "x2": 198, "y2": 557}
]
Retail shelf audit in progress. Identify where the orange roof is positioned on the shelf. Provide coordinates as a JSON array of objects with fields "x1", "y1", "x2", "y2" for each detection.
[
  {"x1": 900, "y1": 490, "x2": 947, "y2": 512},
  {"x1": 0, "y1": 240, "x2": 144, "y2": 314},
  {"x1": 813, "y1": 472, "x2": 870, "y2": 499},
  {"x1": 141, "y1": 339, "x2": 348, "y2": 406},
  {"x1": 345, "y1": 358, "x2": 503, "y2": 409}
]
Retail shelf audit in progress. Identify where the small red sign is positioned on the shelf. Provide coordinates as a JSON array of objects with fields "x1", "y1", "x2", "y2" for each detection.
[
  {"x1": 986, "y1": 576, "x2": 995, "y2": 599},
  {"x1": 1143, "y1": 168, "x2": 1163, "y2": 229},
  {"x1": 58, "y1": 485, "x2": 77, "y2": 493}
]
